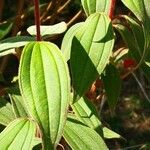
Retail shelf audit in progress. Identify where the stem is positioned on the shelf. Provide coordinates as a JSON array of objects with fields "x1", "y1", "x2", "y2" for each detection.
[
  {"x1": 132, "y1": 72, "x2": 150, "y2": 104},
  {"x1": 33, "y1": 0, "x2": 41, "y2": 41},
  {"x1": 109, "y1": 0, "x2": 116, "y2": 20}
]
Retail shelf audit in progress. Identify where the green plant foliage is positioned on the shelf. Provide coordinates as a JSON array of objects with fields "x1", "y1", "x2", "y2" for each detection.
[
  {"x1": 122, "y1": 0, "x2": 150, "y2": 22},
  {"x1": 61, "y1": 22, "x2": 85, "y2": 62},
  {"x1": 103, "y1": 127, "x2": 121, "y2": 139},
  {"x1": 33, "y1": 137, "x2": 42, "y2": 149},
  {"x1": 114, "y1": 17, "x2": 150, "y2": 81},
  {"x1": 0, "y1": 98, "x2": 15, "y2": 126},
  {"x1": 122, "y1": 0, "x2": 150, "y2": 55},
  {"x1": 0, "y1": 22, "x2": 13, "y2": 40},
  {"x1": 81, "y1": 0, "x2": 111, "y2": 16},
  {"x1": 63, "y1": 114, "x2": 108, "y2": 150},
  {"x1": 102, "y1": 64, "x2": 121, "y2": 109},
  {"x1": 27, "y1": 22, "x2": 67, "y2": 38},
  {"x1": 72, "y1": 96, "x2": 103, "y2": 135},
  {"x1": 145, "y1": 61, "x2": 150, "y2": 67},
  {"x1": 9, "y1": 94, "x2": 29, "y2": 118},
  {"x1": 72, "y1": 96, "x2": 121, "y2": 139},
  {"x1": 70, "y1": 13, "x2": 114, "y2": 101},
  {"x1": 0, "y1": 36, "x2": 35, "y2": 56},
  {"x1": 0, "y1": 118, "x2": 36, "y2": 150},
  {"x1": 19, "y1": 42, "x2": 70, "y2": 149}
]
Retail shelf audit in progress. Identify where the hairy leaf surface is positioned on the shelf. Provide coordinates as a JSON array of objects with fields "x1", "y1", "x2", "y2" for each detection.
[
  {"x1": 0, "y1": 118, "x2": 36, "y2": 150},
  {"x1": 19, "y1": 42, "x2": 70, "y2": 149},
  {"x1": 0, "y1": 98, "x2": 15, "y2": 126},
  {"x1": 81, "y1": 0, "x2": 111, "y2": 16},
  {"x1": 63, "y1": 115, "x2": 108, "y2": 150},
  {"x1": 70, "y1": 13, "x2": 114, "y2": 101}
]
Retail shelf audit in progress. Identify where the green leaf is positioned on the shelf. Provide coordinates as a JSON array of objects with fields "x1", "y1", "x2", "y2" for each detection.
[
  {"x1": 0, "y1": 36, "x2": 35, "y2": 54},
  {"x1": 9, "y1": 94, "x2": 29, "y2": 118},
  {"x1": 61, "y1": 22, "x2": 85, "y2": 62},
  {"x1": 0, "y1": 98, "x2": 15, "y2": 126},
  {"x1": 114, "y1": 18, "x2": 150, "y2": 81},
  {"x1": 114, "y1": 23, "x2": 141, "y2": 61},
  {"x1": 0, "y1": 22, "x2": 13, "y2": 40},
  {"x1": 81, "y1": 0, "x2": 111, "y2": 16},
  {"x1": 122, "y1": 0, "x2": 150, "y2": 55},
  {"x1": 122, "y1": 0, "x2": 150, "y2": 22},
  {"x1": 72, "y1": 96, "x2": 103, "y2": 135},
  {"x1": 63, "y1": 114, "x2": 108, "y2": 150},
  {"x1": 19, "y1": 42, "x2": 70, "y2": 149},
  {"x1": 27, "y1": 22, "x2": 67, "y2": 38},
  {"x1": 33, "y1": 137, "x2": 42, "y2": 147},
  {"x1": 102, "y1": 64, "x2": 121, "y2": 109},
  {"x1": 103, "y1": 127, "x2": 121, "y2": 139},
  {"x1": 0, "y1": 118, "x2": 36, "y2": 150},
  {"x1": 70, "y1": 13, "x2": 114, "y2": 101},
  {"x1": 145, "y1": 61, "x2": 150, "y2": 67}
]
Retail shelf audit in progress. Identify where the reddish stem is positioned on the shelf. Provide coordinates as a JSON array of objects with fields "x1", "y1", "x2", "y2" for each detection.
[
  {"x1": 109, "y1": 0, "x2": 116, "y2": 20},
  {"x1": 33, "y1": 0, "x2": 41, "y2": 41}
]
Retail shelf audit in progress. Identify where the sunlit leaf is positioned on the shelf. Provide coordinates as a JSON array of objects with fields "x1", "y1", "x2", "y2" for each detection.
[
  {"x1": 19, "y1": 42, "x2": 70, "y2": 149},
  {"x1": 72, "y1": 96, "x2": 103, "y2": 135},
  {"x1": 0, "y1": 36, "x2": 35, "y2": 55},
  {"x1": 70, "y1": 13, "x2": 114, "y2": 101},
  {"x1": 103, "y1": 127, "x2": 121, "y2": 139},
  {"x1": 145, "y1": 61, "x2": 150, "y2": 67},
  {"x1": 0, "y1": 118, "x2": 36, "y2": 150},
  {"x1": 63, "y1": 114, "x2": 108, "y2": 150},
  {"x1": 81, "y1": 0, "x2": 111, "y2": 16},
  {"x1": 9, "y1": 94, "x2": 29, "y2": 118},
  {"x1": 0, "y1": 22, "x2": 13, "y2": 40},
  {"x1": 61, "y1": 22, "x2": 85, "y2": 62},
  {"x1": 0, "y1": 98, "x2": 15, "y2": 126}
]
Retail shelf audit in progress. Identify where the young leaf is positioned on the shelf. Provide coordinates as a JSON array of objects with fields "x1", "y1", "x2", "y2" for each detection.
[
  {"x1": 63, "y1": 114, "x2": 108, "y2": 150},
  {"x1": 19, "y1": 42, "x2": 70, "y2": 149},
  {"x1": 27, "y1": 22, "x2": 67, "y2": 38},
  {"x1": 0, "y1": 98, "x2": 15, "y2": 126},
  {"x1": 102, "y1": 64, "x2": 121, "y2": 109},
  {"x1": 72, "y1": 96, "x2": 103, "y2": 135},
  {"x1": 70, "y1": 13, "x2": 114, "y2": 101},
  {"x1": 61, "y1": 22, "x2": 85, "y2": 62},
  {"x1": 0, "y1": 118, "x2": 36, "y2": 150},
  {"x1": 9, "y1": 94, "x2": 29, "y2": 118},
  {"x1": 81, "y1": 0, "x2": 111, "y2": 16}
]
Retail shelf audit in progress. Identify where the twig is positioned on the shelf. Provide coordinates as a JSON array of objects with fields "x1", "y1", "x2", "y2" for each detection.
[
  {"x1": 33, "y1": 0, "x2": 41, "y2": 41},
  {"x1": 57, "y1": 0, "x2": 71, "y2": 14},
  {"x1": 12, "y1": 0, "x2": 25, "y2": 36},
  {"x1": 132, "y1": 72, "x2": 150, "y2": 103},
  {"x1": 0, "y1": 0, "x2": 4, "y2": 21},
  {"x1": 109, "y1": 0, "x2": 116, "y2": 20},
  {"x1": 121, "y1": 144, "x2": 146, "y2": 150},
  {"x1": 40, "y1": 1, "x2": 52, "y2": 21},
  {"x1": 67, "y1": 10, "x2": 83, "y2": 27},
  {"x1": 42, "y1": 0, "x2": 71, "y2": 23}
]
